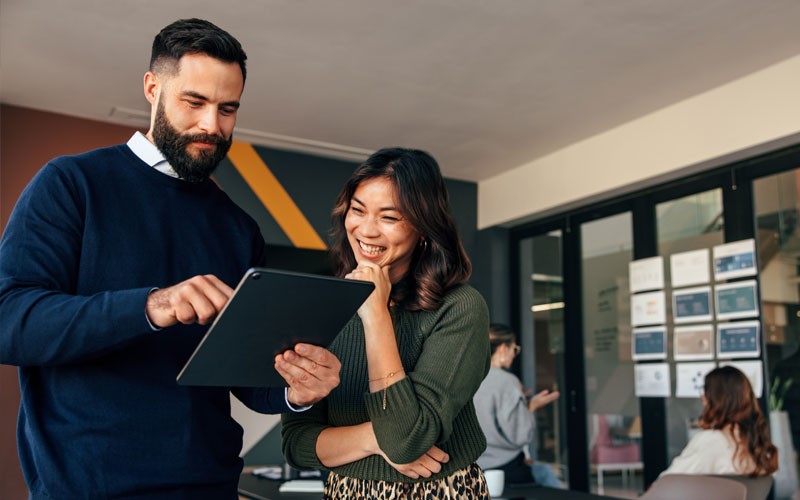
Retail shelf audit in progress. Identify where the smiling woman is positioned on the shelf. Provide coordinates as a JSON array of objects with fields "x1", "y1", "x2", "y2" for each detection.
[{"x1": 281, "y1": 147, "x2": 492, "y2": 499}]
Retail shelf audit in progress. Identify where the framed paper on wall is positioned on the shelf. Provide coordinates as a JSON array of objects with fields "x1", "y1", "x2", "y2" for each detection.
[
  {"x1": 672, "y1": 286, "x2": 713, "y2": 324},
  {"x1": 632, "y1": 326, "x2": 667, "y2": 361},
  {"x1": 715, "y1": 280, "x2": 759, "y2": 321},
  {"x1": 674, "y1": 324, "x2": 715, "y2": 361},
  {"x1": 717, "y1": 320, "x2": 761, "y2": 359}
]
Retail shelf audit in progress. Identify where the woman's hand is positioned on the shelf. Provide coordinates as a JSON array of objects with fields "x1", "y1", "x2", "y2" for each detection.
[
  {"x1": 379, "y1": 445, "x2": 450, "y2": 479},
  {"x1": 344, "y1": 261, "x2": 392, "y2": 322},
  {"x1": 528, "y1": 389, "x2": 560, "y2": 412}
]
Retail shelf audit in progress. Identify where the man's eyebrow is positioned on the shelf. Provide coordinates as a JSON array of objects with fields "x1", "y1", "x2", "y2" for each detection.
[{"x1": 181, "y1": 90, "x2": 240, "y2": 110}]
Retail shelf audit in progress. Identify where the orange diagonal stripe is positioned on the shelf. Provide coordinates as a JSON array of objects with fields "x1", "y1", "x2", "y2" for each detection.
[{"x1": 227, "y1": 141, "x2": 327, "y2": 250}]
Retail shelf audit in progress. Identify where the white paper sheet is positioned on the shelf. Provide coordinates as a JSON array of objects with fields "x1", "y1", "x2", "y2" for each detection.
[
  {"x1": 634, "y1": 363, "x2": 671, "y2": 397},
  {"x1": 629, "y1": 256, "x2": 665, "y2": 293},
  {"x1": 675, "y1": 362, "x2": 717, "y2": 398},
  {"x1": 631, "y1": 290, "x2": 666, "y2": 326},
  {"x1": 670, "y1": 249, "x2": 711, "y2": 288}
]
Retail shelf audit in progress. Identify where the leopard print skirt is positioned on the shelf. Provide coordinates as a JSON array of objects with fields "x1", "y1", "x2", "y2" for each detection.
[{"x1": 322, "y1": 462, "x2": 489, "y2": 499}]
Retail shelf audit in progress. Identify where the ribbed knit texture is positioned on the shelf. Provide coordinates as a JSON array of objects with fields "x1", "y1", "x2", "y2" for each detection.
[
  {"x1": 0, "y1": 144, "x2": 285, "y2": 499},
  {"x1": 282, "y1": 284, "x2": 491, "y2": 482}
]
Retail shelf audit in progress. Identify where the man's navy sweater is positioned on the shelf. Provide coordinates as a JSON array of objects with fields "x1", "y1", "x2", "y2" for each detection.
[{"x1": 0, "y1": 145, "x2": 287, "y2": 499}]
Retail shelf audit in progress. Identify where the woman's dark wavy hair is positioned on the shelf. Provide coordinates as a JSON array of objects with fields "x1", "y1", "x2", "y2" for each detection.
[
  {"x1": 329, "y1": 147, "x2": 471, "y2": 311},
  {"x1": 150, "y1": 18, "x2": 247, "y2": 83},
  {"x1": 699, "y1": 366, "x2": 778, "y2": 476}
]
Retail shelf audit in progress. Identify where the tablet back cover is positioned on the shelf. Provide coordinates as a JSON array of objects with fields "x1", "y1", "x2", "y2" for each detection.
[{"x1": 177, "y1": 267, "x2": 373, "y2": 387}]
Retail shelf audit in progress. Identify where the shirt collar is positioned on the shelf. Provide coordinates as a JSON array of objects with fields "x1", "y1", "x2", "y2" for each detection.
[{"x1": 126, "y1": 131, "x2": 179, "y2": 178}]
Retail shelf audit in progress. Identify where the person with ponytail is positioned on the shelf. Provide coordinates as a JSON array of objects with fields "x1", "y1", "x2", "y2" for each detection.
[{"x1": 662, "y1": 365, "x2": 778, "y2": 477}]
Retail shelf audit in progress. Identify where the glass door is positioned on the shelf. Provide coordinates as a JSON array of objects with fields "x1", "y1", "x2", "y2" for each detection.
[
  {"x1": 654, "y1": 189, "x2": 725, "y2": 465},
  {"x1": 753, "y1": 169, "x2": 800, "y2": 497},
  {"x1": 518, "y1": 230, "x2": 568, "y2": 487},
  {"x1": 580, "y1": 212, "x2": 642, "y2": 498}
]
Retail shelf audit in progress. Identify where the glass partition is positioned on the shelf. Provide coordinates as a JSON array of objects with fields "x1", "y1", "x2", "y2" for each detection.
[
  {"x1": 754, "y1": 170, "x2": 800, "y2": 495},
  {"x1": 655, "y1": 189, "x2": 724, "y2": 463},
  {"x1": 518, "y1": 231, "x2": 568, "y2": 487},
  {"x1": 580, "y1": 212, "x2": 642, "y2": 497}
]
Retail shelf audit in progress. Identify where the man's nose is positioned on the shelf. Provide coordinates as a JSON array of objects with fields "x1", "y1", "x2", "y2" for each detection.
[{"x1": 197, "y1": 108, "x2": 221, "y2": 136}]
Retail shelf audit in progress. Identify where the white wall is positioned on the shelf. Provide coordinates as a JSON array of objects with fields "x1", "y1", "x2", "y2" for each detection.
[{"x1": 478, "y1": 54, "x2": 800, "y2": 229}]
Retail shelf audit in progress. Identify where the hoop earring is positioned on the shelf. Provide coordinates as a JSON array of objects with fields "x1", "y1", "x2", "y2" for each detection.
[{"x1": 419, "y1": 238, "x2": 428, "y2": 252}]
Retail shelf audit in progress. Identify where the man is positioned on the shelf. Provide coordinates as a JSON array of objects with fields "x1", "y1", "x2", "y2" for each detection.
[{"x1": 0, "y1": 18, "x2": 340, "y2": 499}]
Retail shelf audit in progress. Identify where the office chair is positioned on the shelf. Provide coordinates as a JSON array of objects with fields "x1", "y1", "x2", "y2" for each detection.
[
  {"x1": 639, "y1": 474, "x2": 746, "y2": 500},
  {"x1": 711, "y1": 474, "x2": 773, "y2": 500}
]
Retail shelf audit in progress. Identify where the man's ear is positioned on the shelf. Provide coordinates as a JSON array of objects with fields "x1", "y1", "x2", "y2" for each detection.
[{"x1": 143, "y1": 71, "x2": 159, "y2": 105}]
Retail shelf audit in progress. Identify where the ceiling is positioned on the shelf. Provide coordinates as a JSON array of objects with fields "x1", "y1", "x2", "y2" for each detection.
[{"x1": 2, "y1": 0, "x2": 799, "y2": 182}]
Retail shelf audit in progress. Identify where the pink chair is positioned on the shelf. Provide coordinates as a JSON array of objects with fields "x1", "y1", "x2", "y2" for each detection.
[{"x1": 590, "y1": 414, "x2": 641, "y2": 493}]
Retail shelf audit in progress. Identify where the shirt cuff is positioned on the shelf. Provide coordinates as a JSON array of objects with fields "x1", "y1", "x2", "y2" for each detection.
[
  {"x1": 285, "y1": 387, "x2": 312, "y2": 412},
  {"x1": 145, "y1": 288, "x2": 163, "y2": 331}
]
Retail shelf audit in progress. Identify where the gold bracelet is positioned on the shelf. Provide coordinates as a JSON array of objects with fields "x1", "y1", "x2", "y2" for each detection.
[{"x1": 369, "y1": 371, "x2": 400, "y2": 410}]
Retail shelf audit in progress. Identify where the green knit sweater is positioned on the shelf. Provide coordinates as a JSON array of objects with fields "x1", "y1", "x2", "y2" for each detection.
[{"x1": 281, "y1": 284, "x2": 490, "y2": 482}]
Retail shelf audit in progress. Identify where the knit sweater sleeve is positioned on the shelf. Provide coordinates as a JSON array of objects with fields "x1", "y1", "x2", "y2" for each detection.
[
  {"x1": 280, "y1": 397, "x2": 330, "y2": 469},
  {"x1": 0, "y1": 161, "x2": 153, "y2": 366},
  {"x1": 366, "y1": 285, "x2": 490, "y2": 464},
  {"x1": 495, "y1": 372, "x2": 536, "y2": 448}
]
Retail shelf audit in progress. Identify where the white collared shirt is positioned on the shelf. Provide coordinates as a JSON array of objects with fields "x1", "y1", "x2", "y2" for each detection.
[{"x1": 126, "y1": 131, "x2": 178, "y2": 178}]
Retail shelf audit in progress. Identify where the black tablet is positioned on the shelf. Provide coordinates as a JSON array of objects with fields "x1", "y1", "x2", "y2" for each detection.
[{"x1": 177, "y1": 267, "x2": 373, "y2": 387}]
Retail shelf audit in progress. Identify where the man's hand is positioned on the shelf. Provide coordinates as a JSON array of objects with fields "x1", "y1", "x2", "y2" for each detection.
[
  {"x1": 275, "y1": 344, "x2": 341, "y2": 407},
  {"x1": 380, "y1": 445, "x2": 449, "y2": 479},
  {"x1": 528, "y1": 389, "x2": 560, "y2": 413},
  {"x1": 145, "y1": 275, "x2": 233, "y2": 328}
]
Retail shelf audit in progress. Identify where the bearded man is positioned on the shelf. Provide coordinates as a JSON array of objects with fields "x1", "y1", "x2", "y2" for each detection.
[{"x1": 0, "y1": 18, "x2": 340, "y2": 499}]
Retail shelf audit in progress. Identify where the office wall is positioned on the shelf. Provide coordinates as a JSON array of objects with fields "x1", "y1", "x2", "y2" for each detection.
[{"x1": 479, "y1": 54, "x2": 800, "y2": 229}]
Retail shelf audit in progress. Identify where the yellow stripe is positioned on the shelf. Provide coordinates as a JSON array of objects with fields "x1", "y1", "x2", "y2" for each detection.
[{"x1": 227, "y1": 141, "x2": 327, "y2": 250}]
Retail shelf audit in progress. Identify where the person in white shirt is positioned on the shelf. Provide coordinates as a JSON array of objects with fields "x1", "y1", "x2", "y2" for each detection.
[{"x1": 661, "y1": 366, "x2": 777, "y2": 477}]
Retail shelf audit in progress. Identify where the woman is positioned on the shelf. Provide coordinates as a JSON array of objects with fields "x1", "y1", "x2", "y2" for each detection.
[
  {"x1": 281, "y1": 147, "x2": 492, "y2": 498},
  {"x1": 473, "y1": 323, "x2": 561, "y2": 486},
  {"x1": 661, "y1": 365, "x2": 778, "y2": 477}
]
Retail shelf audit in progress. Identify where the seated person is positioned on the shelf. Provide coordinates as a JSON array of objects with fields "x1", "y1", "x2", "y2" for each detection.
[
  {"x1": 662, "y1": 366, "x2": 778, "y2": 477},
  {"x1": 473, "y1": 323, "x2": 563, "y2": 487}
]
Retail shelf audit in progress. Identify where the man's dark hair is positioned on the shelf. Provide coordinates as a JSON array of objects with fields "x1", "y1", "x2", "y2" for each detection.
[{"x1": 150, "y1": 18, "x2": 247, "y2": 83}]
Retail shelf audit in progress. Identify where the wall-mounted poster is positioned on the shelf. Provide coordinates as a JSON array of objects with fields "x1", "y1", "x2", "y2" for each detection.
[
  {"x1": 672, "y1": 286, "x2": 713, "y2": 324},
  {"x1": 631, "y1": 290, "x2": 666, "y2": 326},
  {"x1": 632, "y1": 326, "x2": 667, "y2": 361},
  {"x1": 717, "y1": 320, "x2": 761, "y2": 359},
  {"x1": 674, "y1": 324, "x2": 715, "y2": 361},
  {"x1": 713, "y1": 239, "x2": 757, "y2": 281},
  {"x1": 670, "y1": 249, "x2": 711, "y2": 288},
  {"x1": 715, "y1": 280, "x2": 759, "y2": 320},
  {"x1": 675, "y1": 362, "x2": 717, "y2": 398},
  {"x1": 629, "y1": 256, "x2": 665, "y2": 293},
  {"x1": 634, "y1": 363, "x2": 671, "y2": 397},
  {"x1": 720, "y1": 360, "x2": 764, "y2": 398}
]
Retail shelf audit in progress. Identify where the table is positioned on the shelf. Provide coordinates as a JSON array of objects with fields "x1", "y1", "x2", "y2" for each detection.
[{"x1": 238, "y1": 472, "x2": 627, "y2": 500}]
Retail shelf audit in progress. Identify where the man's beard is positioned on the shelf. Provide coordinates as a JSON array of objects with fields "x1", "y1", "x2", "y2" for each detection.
[{"x1": 152, "y1": 101, "x2": 233, "y2": 183}]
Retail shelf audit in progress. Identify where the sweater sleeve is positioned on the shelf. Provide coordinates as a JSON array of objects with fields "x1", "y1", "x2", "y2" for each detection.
[
  {"x1": 0, "y1": 162, "x2": 154, "y2": 366},
  {"x1": 495, "y1": 376, "x2": 536, "y2": 448},
  {"x1": 366, "y1": 286, "x2": 490, "y2": 464},
  {"x1": 280, "y1": 398, "x2": 330, "y2": 470},
  {"x1": 232, "y1": 387, "x2": 290, "y2": 414}
]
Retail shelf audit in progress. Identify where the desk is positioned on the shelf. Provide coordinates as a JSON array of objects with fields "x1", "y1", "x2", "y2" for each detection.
[{"x1": 238, "y1": 473, "x2": 626, "y2": 500}]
